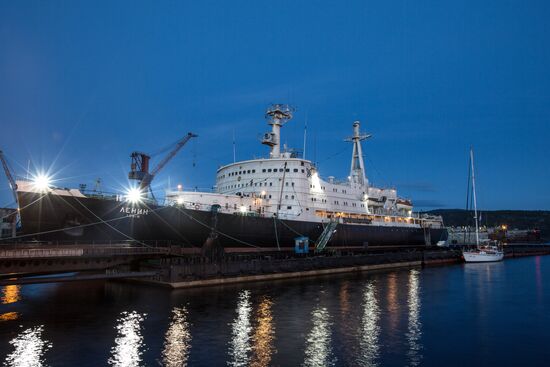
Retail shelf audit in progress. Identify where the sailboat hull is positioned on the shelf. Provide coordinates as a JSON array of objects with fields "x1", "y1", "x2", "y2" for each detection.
[{"x1": 463, "y1": 251, "x2": 504, "y2": 263}]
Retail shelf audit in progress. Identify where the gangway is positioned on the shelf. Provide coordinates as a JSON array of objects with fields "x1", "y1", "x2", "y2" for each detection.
[{"x1": 315, "y1": 220, "x2": 338, "y2": 253}]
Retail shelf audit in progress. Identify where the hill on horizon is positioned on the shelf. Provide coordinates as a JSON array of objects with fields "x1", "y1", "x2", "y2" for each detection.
[{"x1": 426, "y1": 209, "x2": 550, "y2": 240}]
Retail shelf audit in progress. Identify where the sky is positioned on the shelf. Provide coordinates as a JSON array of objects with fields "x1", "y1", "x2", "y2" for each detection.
[{"x1": 0, "y1": 0, "x2": 549, "y2": 210}]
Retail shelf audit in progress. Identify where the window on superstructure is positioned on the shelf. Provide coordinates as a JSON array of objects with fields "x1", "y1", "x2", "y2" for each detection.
[
  {"x1": 268, "y1": 169, "x2": 272, "y2": 172},
  {"x1": 301, "y1": 169, "x2": 305, "y2": 173},
  {"x1": 279, "y1": 168, "x2": 284, "y2": 172},
  {"x1": 285, "y1": 168, "x2": 289, "y2": 172},
  {"x1": 252, "y1": 169, "x2": 256, "y2": 173},
  {"x1": 293, "y1": 168, "x2": 298, "y2": 172},
  {"x1": 291, "y1": 195, "x2": 294, "y2": 199},
  {"x1": 269, "y1": 182, "x2": 272, "y2": 186},
  {"x1": 291, "y1": 182, "x2": 295, "y2": 187},
  {"x1": 269, "y1": 195, "x2": 272, "y2": 199},
  {"x1": 262, "y1": 169, "x2": 266, "y2": 173},
  {"x1": 285, "y1": 195, "x2": 288, "y2": 199},
  {"x1": 285, "y1": 182, "x2": 289, "y2": 186},
  {"x1": 301, "y1": 161, "x2": 304, "y2": 166},
  {"x1": 247, "y1": 170, "x2": 251, "y2": 174},
  {"x1": 287, "y1": 206, "x2": 292, "y2": 209}
]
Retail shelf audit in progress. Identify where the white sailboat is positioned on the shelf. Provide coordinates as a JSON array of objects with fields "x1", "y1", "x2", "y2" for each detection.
[{"x1": 462, "y1": 149, "x2": 504, "y2": 263}]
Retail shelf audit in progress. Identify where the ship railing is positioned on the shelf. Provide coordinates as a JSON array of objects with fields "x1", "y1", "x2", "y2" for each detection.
[{"x1": 370, "y1": 208, "x2": 421, "y2": 218}]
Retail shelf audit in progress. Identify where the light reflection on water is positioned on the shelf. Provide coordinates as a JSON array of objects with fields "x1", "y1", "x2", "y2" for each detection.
[
  {"x1": 303, "y1": 306, "x2": 335, "y2": 367},
  {"x1": 108, "y1": 311, "x2": 146, "y2": 367},
  {"x1": 357, "y1": 281, "x2": 380, "y2": 367},
  {"x1": 406, "y1": 269, "x2": 422, "y2": 366},
  {"x1": 228, "y1": 290, "x2": 252, "y2": 367},
  {"x1": 161, "y1": 307, "x2": 192, "y2": 367},
  {"x1": 4, "y1": 325, "x2": 52, "y2": 367},
  {"x1": 250, "y1": 296, "x2": 275, "y2": 367},
  {"x1": 1, "y1": 285, "x2": 20, "y2": 305},
  {"x1": 5, "y1": 258, "x2": 547, "y2": 366},
  {"x1": 0, "y1": 312, "x2": 18, "y2": 322}
]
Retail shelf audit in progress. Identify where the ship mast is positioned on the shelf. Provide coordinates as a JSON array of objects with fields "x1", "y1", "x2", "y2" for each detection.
[
  {"x1": 470, "y1": 148, "x2": 480, "y2": 247},
  {"x1": 345, "y1": 121, "x2": 371, "y2": 187},
  {"x1": 262, "y1": 104, "x2": 294, "y2": 158}
]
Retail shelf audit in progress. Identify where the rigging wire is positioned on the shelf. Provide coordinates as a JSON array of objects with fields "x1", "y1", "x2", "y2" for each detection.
[{"x1": 0, "y1": 192, "x2": 49, "y2": 221}]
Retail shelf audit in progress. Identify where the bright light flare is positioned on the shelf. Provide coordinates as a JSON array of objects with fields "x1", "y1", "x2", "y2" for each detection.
[
  {"x1": 176, "y1": 197, "x2": 184, "y2": 205},
  {"x1": 310, "y1": 173, "x2": 323, "y2": 194},
  {"x1": 32, "y1": 173, "x2": 52, "y2": 192},
  {"x1": 125, "y1": 187, "x2": 143, "y2": 204}
]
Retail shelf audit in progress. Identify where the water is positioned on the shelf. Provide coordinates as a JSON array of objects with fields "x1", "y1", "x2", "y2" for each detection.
[{"x1": 1, "y1": 256, "x2": 550, "y2": 366}]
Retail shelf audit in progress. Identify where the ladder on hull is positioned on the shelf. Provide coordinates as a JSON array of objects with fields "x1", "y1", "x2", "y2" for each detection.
[{"x1": 315, "y1": 221, "x2": 338, "y2": 253}]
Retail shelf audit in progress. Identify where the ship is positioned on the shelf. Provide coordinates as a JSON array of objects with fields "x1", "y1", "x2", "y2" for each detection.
[{"x1": 13, "y1": 104, "x2": 447, "y2": 251}]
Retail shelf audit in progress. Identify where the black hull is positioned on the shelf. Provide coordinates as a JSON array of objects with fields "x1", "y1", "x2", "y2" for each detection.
[{"x1": 15, "y1": 191, "x2": 447, "y2": 249}]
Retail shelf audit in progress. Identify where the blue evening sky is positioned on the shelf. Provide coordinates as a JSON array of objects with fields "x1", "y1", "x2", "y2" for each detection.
[{"x1": 1, "y1": 1, "x2": 549, "y2": 210}]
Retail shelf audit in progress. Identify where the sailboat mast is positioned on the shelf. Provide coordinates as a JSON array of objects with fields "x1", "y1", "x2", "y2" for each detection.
[{"x1": 470, "y1": 148, "x2": 480, "y2": 247}]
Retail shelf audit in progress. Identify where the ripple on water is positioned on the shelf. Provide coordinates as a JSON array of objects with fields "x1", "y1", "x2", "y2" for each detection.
[
  {"x1": 108, "y1": 311, "x2": 146, "y2": 367},
  {"x1": 4, "y1": 325, "x2": 52, "y2": 367},
  {"x1": 228, "y1": 290, "x2": 252, "y2": 367},
  {"x1": 303, "y1": 306, "x2": 336, "y2": 367},
  {"x1": 162, "y1": 306, "x2": 192, "y2": 367}
]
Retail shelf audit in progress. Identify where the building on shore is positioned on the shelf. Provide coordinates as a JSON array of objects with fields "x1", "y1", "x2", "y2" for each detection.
[{"x1": 0, "y1": 207, "x2": 17, "y2": 239}]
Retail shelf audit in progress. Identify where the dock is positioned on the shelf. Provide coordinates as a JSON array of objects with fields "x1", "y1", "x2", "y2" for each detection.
[{"x1": 1, "y1": 242, "x2": 549, "y2": 287}]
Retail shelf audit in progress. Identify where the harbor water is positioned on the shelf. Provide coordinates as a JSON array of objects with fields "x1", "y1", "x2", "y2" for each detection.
[{"x1": 1, "y1": 255, "x2": 550, "y2": 366}]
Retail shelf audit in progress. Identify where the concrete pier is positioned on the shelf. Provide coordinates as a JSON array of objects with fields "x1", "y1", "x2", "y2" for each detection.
[{"x1": 128, "y1": 244, "x2": 550, "y2": 289}]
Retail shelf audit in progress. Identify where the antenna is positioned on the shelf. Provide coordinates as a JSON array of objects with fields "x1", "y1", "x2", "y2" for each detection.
[
  {"x1": 313, "y1": 132, "x2": 317, "y2": 166},
  {"x1": 303, "y1": 111, "x2": 308, "y2": 160},
  {"x1": 232, "y1": 129, "x2": 236, "y2": 163}
]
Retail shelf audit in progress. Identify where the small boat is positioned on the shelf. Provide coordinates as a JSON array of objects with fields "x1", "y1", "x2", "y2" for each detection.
[
  {"x1": 463, "y1": 242, "x2": 504, "y2": 262},
  {"x1": 462, "y1": 149, "x2": 503, "y2": 263}
]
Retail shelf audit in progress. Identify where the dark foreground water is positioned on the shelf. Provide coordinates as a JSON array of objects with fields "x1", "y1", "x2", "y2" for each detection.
[{"x1": 1, "y1": 255, "x2": 550, "y2": 366}]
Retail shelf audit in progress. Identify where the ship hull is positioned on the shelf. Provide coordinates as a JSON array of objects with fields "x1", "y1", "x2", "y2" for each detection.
[{"x1": 15, "y1": 191, "x2": 447, "y2": 249}]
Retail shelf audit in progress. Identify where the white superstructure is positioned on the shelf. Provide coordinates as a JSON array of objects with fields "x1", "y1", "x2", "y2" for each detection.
[{"x1": 166, "y1": 105, "x2": 443, "y2": 229}]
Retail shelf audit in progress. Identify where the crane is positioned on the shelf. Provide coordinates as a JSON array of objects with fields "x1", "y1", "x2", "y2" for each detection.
[
  {"x1": 0, "y1": 150, "x2": 18, "y2": 207},
  {"x1": 128, "y1": 132, "x2": 198, "y2": 200},
  {"x1": 0, "y1": 150, "x2": 21, "y2": 230}
]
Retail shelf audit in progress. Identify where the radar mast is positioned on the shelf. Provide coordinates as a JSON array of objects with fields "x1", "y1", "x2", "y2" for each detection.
[
  {"x1": 262, "y1": 104, "x2": 294, "y2": 158},
  {"x1": 345, "y1": 121, "x2": 371, "y2": 187}
]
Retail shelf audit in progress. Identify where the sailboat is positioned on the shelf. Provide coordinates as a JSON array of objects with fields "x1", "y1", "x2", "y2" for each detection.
[{"x1": 462, "y1": 149, "x2": 504, "y2": 263}]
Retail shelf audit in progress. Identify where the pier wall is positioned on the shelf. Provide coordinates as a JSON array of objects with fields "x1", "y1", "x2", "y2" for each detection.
[{"x1": 135, "y1": 249, "x2": 463, "y2": 288}]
